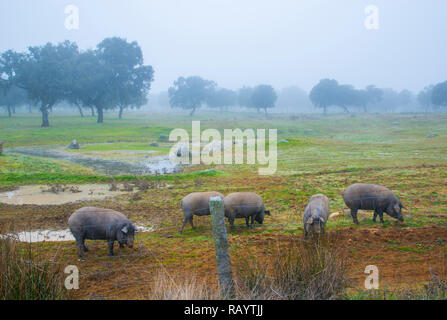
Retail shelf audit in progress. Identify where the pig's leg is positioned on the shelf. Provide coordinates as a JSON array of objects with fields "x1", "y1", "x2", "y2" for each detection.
[
  {"x1": 228, "y1": 216, "x2": 235, "y2": 229},
  {"x1": 373, "y1": 210, "x2": 378, "y2": 223},
  {"x1": 82, "y1": 239, "x2": 89, "y2": 252},
  {"x1": 250, "y1": 215, "x2": 255, "y2": 226},
  {"x1": 73, "y1": 234, "x2": 86, "y2": 259},
  {"x1": 108, "y1": 240, "x2": 115, "y2": 256},
  {"x1": 351, "y1": 208, "x2": 359, "y2": 225},
  {"x1": 245, "y1": 217, "x2": 250, "y2": 227},
  {"x1": 189, "y1": 216, "x2": 195, "y2": 229},
  {"x1": 180, "y1": 217, "x2": 188, "y2": 233},
  {"x1": 377, "y1": 209, "x2": 384, "y2": 223}
]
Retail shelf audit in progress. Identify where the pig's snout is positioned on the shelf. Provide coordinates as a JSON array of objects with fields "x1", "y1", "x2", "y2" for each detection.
[{"x1": 127, "y1": 237, "x2": 134, "y2": 248}]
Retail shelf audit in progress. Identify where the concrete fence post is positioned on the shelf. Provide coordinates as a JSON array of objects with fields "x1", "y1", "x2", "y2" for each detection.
[{"x1": 209, "y1": 196, "x2": 235, "y2": 298}]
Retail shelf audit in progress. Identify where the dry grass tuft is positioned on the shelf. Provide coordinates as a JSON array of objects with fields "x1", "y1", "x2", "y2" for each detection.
[{"x1": 0, "y1": 227, "x2": 68, "y2": 300}]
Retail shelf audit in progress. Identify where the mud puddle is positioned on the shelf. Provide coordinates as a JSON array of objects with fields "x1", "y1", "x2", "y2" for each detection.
[
  {"x1": 7, "y1": 145, "x2": 181, "y2": 175},
  {"x1": 0, "y1": 184, "x2": 132, "y2": 205},
  {"x1": 1, "y1": 225, "x2": 154, "y2": 243}
]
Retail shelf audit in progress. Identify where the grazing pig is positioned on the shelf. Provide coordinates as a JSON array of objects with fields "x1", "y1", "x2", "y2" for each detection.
[
  {"x1": 223, "y1": 192, "x2": 271, "y2": 228},
  {"x1": 303, "y1": 194, "x2": 330, "y2": 238},
  {"x1": 342, "y1": 183, "x2": 405, "y2": 224},
  {"x1": 68, "y1": 207, "x2": 135, "y2": 259},
  {"x1": 180, "y1": 191, "x2": 224, "y2": 233}
]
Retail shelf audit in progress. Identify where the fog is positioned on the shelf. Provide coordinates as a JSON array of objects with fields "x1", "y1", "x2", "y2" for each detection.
[{"x1": 1, "y1": 0, "x2": 446, "y2": 94}]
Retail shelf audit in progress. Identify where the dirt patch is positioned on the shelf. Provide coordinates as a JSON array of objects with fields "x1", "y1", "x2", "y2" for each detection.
[{"x1": 22, "y1": 225, "x2": 446, "y2": 300}]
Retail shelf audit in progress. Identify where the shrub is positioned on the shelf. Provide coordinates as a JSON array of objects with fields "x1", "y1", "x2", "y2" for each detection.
[
  {"x1": 0, "y1": 232, "x2": 68, "y2": 300},
  {"x1": 235, "y1": 236, "x2": 348, "y2": 300},
  {"x1": 150, "y1": 270, "x2": 218, "y2": 300}
]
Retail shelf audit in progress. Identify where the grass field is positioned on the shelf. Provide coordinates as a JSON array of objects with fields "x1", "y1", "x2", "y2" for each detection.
[{"x1": 0, "y1": 111, "x2": 446, "y2": 299}]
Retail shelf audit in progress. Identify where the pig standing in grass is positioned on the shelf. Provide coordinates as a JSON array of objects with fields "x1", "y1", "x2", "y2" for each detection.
[
  {"x1": 303, "y1": 194, "x2": 330, "y2": 238},
  {"x1": 223, "y1": 192, "x2": 271, "y2": 228},
  {"x1": 342, "y1": 183, "x2": 405, "y2": 224},
  {"x1": 68, "y1": 207, "x2": 135, "y2": 259},
  {"x1": 180, "y1": 191, "x2": 224, "y2": 233}
]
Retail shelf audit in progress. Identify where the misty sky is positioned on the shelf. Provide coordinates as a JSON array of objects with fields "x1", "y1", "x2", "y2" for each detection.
[{"x1": 1, "y1": 0, "x2": 446, "y2": 94}]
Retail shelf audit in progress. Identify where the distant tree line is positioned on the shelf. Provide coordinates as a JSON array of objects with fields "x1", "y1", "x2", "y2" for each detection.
[
  {"x1": 0, "y1": 38, "x2": 154, "y2": 126},
  {"x1": 168, "y1": 75, "x2": 277, "y2": 116},
  {"x1": 309, "y1": 78, "x2": 447, "y2": 114},
  {"x1": 2, "y1": 37, "x2": 447, "y2": 122}
]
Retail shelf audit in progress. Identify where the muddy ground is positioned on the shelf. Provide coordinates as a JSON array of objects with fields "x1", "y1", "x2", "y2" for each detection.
[{"x1": 1, "y1": 176, "x2": 446, "y2": 300}]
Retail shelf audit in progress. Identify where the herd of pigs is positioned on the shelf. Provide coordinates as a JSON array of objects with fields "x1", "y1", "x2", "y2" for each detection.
[{"x1": 68, "y1": 183, "x2": 406, "y2": 259}]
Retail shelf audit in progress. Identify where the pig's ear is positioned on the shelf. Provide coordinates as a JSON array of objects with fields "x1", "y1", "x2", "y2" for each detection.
[
  {"x1": 121, "y1": 226, "x2": 128, "y2": 234},
  {"x1": 265, "y1": 210, "x2": 271, "y2": 216},
  {"x1": 394, "y1": 204, "x2": 400, "y2": 213},
  {"x1": 399, "y1": 202, "x2": 407, "y2": 210},
  {"x1": 319, "y1": 217, "x2": 325, "y2": 223},
  {"x1": 307, "y1": 217, "x2": 313, "y2": 225}
]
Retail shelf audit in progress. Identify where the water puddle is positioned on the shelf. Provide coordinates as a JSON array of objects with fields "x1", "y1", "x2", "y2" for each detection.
[
  {"x1": 1, "y1": 225, "x2": 154, "y2": 243},
  {"x1": 0, "y1": 184, "x2": 132, "y2": 205},
  {"x1": 7, "y1": 145, "x2": 181, "y2": 176}
]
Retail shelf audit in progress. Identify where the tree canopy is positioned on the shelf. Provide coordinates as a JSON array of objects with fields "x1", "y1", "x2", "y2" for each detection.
[
  {"x1": 251, "y1": 85, "x2": 277, "y2": 114},
  {"x1": 0, "y1": 37, "x2": 154, "y2": 126},
  {"x1": 168, "y1": 76, "x2": 216, "y2": 116},
  {"x1": 206, "y1": 88, "x2": 237, "y2": 112},
  {"x1": 310, "y1": 79, "x2": 383, "y2": 114},
  {"x1": 432, "y1": 81, "x2": 447, "y2": 109}
]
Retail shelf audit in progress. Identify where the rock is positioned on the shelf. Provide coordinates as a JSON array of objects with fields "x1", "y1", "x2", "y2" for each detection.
[
  {"x1": 158, "y1": 134, "x2": 169, "y2": 142},
  {"x1": 426, "y1": 133, "x2": 438, "y2": 138},
  {"x1": 68, "y1": 139, "x2": 80, "y2": 149},
  {"x1": 150, "y1": 142, "x2": 159, "y2": 147},
  {"x1": 0, "y1": 141, "x2": 3, "y2": 155},
  {"x1": 329, "y1": 212, "x2": 341, "y2": 219}
]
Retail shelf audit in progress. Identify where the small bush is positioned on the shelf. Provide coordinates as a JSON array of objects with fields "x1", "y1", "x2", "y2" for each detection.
[
  {"x1": 0, "y1": 232, "x2": 68, "y2": 300},
  {"x1": 235, "y1": 236, "x2": 348, "y2": 300},
  {"x1": 150, "y1": 270, "x2": 218, "y2": 300}
]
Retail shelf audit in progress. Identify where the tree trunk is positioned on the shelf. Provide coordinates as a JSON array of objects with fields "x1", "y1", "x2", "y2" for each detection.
[
  {"x1": 189, "y1": 107, "x2": 196, "y2": 116},
  {"x1": 7, "y1": 105, "x2": 12, "y2": 118},
  {"x1": 40, "y1": 104, "x2": 50, "y2": 127},
  {"x1": 97, "y1": 107, "x2": 104, "y2": 123},
  {"x1": 323, "y1": 105, "x2": 327, "y2": 115},
  {"x1": 90, "y1": 106, "x2": 95, "y2": 117},
  {"x1": 12, "y1": 106, "x2": 16, "y2": 114},
  {"x1": 118, "y1": 106, "x2": 124, "y2": 119},
  {"x1": 77, "y1": 105, "x2": 84, "y2": 117}
]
